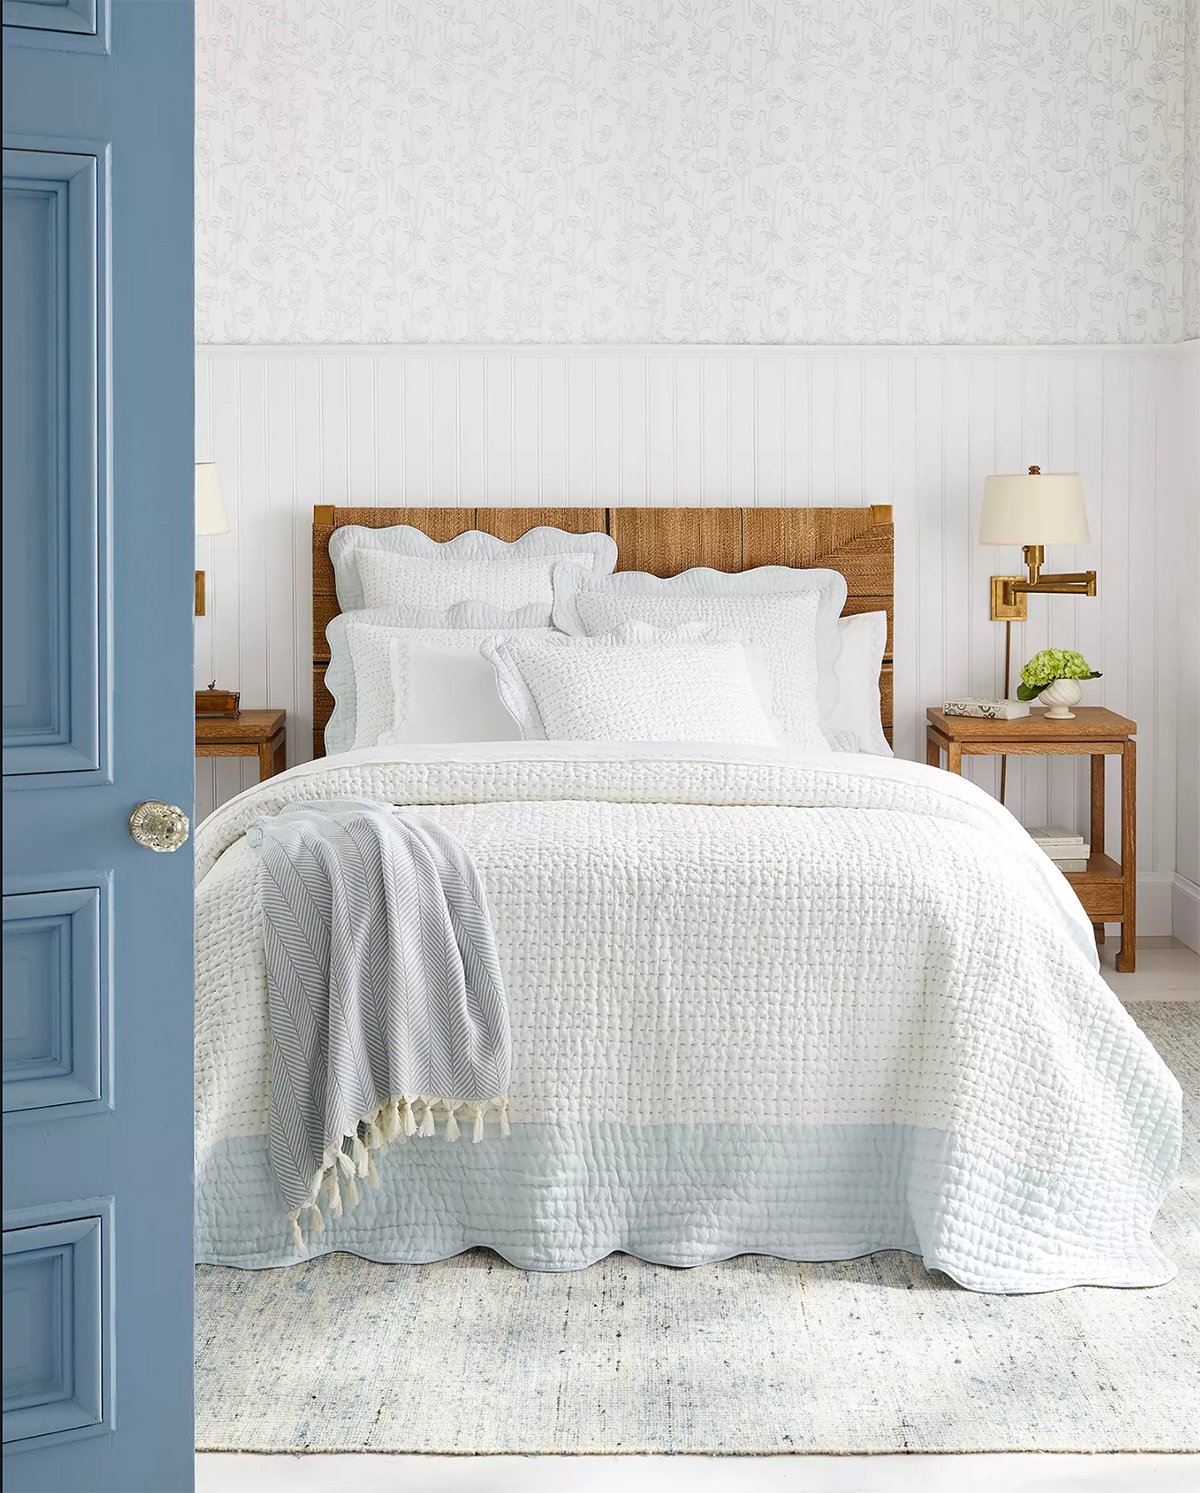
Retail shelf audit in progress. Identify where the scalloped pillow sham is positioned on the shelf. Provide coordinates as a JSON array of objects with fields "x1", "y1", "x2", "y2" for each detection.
[
  {"x1": 827, "y1": 611, "x2": 892, "y2": 757},
  {"x1": 323, "y1": 602, "x2": 553, "y2": 753},
  {"x1": 329, "y1": 524, "x2": 617, "y2": 612},
  {"x1": 482, "y1": 623, "x2": 785, "y2": 746},
  {"x1": 551, "y1": 562, "x2": 845, "y2": 753}
]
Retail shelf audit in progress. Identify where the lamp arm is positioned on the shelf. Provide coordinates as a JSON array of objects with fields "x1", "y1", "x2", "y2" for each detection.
[
  {"x1": 989, "y1": 566, "x2": 1098, "y2": 621},
  {"x1": 1005, "y1": 571, "x2": 1097, "y2": 599}
]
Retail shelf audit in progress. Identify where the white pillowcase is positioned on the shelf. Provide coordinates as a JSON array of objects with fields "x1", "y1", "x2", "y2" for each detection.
[
  {"x1": 381, "y1": 637, "x2": 525, "y2": 746},
  {"x1": 826, "y1": 611, "x2": 892, "y2": 757},
  {"x1": 482, "y1": 623, "x2": 784, "y2": 746},
  {"x1": 329, "y1": 524, "x2": 618, "y2": 612},
  {"x1": 552, "y1": 563, "x2": 845, "y2": 754},
  {"x1": 324, "y1": 602, "x2": 552, "y2": 753}
]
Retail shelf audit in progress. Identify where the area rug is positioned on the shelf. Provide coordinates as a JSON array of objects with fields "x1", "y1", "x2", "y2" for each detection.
[{"x1": 195, "y1": 1002, "x2": 1198, "y2": 1454}]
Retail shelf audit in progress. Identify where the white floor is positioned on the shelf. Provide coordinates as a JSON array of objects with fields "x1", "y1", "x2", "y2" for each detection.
[
  {"x1": 196, "y1": 1450, "x2": 1200, "y2": 1492},
  {"x1": 1100, "y1": 935, "x2": 1200, "y2": 999},
  {"x1": 196, "y1": 940, "x2": 1199, "y2": 1493}
]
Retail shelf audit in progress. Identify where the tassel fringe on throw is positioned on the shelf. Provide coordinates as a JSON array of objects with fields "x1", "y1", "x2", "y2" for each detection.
[{"x1": 287, "y1": 1094, "x2": 510, "y2": 1251}]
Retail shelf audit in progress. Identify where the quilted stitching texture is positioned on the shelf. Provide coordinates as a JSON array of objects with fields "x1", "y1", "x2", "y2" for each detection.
[
  {"x1": 485, "y1": 630, "x2": 781, "y2": 744},
  {"x1": 356, "y1": 549, "x2": 594, "y2": 611},
  {"x1": 195, "y1": 746, "x2": 1181, "y2": 1291},
  {"x1": 556, "y1": 578, "x2": 833, "y2": 751}
]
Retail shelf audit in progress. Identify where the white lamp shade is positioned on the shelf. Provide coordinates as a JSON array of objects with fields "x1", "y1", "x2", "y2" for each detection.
[
  {"x1": 195, "y1": 463, "x2": 230, "y2": 537},
  {"x1": 979, "y1": 472, "x2": 1089, "y2": 546}
]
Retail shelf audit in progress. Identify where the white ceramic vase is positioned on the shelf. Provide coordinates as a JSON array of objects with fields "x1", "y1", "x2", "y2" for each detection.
[{"x1": 1040, "y1": 677, "x2": 1083, "y2": 720}]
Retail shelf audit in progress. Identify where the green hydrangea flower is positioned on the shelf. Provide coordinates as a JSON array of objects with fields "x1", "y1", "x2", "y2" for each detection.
[{"x1": 1017, "y1": 648, "x2": 1101, "y2": 701}]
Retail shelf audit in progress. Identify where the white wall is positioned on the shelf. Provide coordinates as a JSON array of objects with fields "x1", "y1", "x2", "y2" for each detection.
[
  {"x1": 1177, "y1": 27, "x2": 1199, "y2": 945},
  {"x1": 196, "y1": 0, "x2": 1190, "y2": 346},
  {"x1": 1173, "y1": 343, "x2": 1200, "y2": 948},
  {"x1": 195, "y1": 339, "x2": 1188, "y2": 935},
  {"x1": 194, "y1": 0, "x2": 1199, "y2": 939}
]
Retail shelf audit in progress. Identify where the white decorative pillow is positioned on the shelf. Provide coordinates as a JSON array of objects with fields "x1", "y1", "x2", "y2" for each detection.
[
  {"x1": 324, "y1": 602, "x2": 552, "y2": 753},
  {"x1": 482, "y1": 623, "x2": 784, "y2": 746},
  {"x1": 552, "y1": 563, "x2": 845, "y2": 753},
  {"x1": 827, "y1": 611, "x2": 892, "y2": 757},
  {"x1": 330, "y1": 524, "x2": 617, "y2": 612}
]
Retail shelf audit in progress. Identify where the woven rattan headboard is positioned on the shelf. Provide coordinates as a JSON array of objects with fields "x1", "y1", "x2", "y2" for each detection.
[{"x1": 311, "y1": 505, "x2": 894, "y2": 759}]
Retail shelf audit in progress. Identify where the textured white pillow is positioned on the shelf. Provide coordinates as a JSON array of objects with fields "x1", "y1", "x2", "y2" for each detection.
[
  {"x1": 329, "y1": 524, "x2": 617, "y2": 612},
  {"x1": 826, "y1": 611, "x2": 892, "y2": 757},
  {"x1": 552, "y1": 563, "x2": 845, "y2": 754},
  {"x1": 482, "y1": 624, "x2": 784, "y2": 746},
  {"x1": 324, "y1": 602, "x2": 552, "y2": 753}
]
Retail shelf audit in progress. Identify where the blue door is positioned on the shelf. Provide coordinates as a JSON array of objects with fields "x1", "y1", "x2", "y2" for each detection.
[{"x1": 2, "y1": 2, "x2": 194, "y2": 1488}]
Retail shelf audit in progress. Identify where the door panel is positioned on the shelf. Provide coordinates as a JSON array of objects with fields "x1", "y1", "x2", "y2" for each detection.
[
  {"x1": 2, "y1": 885, "x2": 106, "y2": 1115},
  {"x1": 2, "y1": 1205, "x2": 110, "y2": 1447},
  {"x1": 3, "y1": 3, "x2": 195, "y2": 1489},
  {"x1": 2, "y1": 0, "x2": 106, "y2": 53},
  {"x1": 2, "y1": 148, "x2": 103, "y2": 778}
]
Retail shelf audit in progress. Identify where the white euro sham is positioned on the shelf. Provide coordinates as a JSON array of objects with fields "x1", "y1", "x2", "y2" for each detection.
[
  {"x1": 552, "y1": 563, "x2": 845, "y2": 753},
  {"x1": 329, "y1": 524, "x2": 617, "y2": 612}
]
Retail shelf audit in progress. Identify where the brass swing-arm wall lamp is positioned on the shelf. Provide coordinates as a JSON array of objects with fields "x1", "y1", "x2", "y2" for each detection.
[
  {"x1": 195, "y1": 462, "x2": 230, "y2": 616},
  {"x1": 979, "y1": 463, "x2": 1097, "y2": 806},
  {"x1": 982, "y1": 466, "x2": 1097, "y2": 621}
]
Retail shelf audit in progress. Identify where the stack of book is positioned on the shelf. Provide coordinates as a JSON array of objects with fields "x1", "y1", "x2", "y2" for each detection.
[{"x1": 1026, "y1": 825, "x2": 1090, "y2": 873}]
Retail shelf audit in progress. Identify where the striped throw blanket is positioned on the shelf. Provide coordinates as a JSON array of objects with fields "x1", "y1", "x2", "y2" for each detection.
[{"x1": 247, "y1": 799, "x2": 510, "y2": 1248}]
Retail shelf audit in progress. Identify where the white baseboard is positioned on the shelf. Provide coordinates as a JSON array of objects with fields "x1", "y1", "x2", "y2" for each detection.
[
  {"x1": 1172, "y1": 875, "x2": 1200, "y2": 952},
  {"x1": 1124, "y1": 874, "x2": 1174, "y2": 939},
  {"x1": 1096, "y1": 876, "x2": 1174, "y2": 939}
]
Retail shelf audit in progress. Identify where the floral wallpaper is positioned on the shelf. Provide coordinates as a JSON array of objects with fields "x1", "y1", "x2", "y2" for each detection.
[{"x1": 196, "y1": 0, "x2": 1191, "y2": 345}]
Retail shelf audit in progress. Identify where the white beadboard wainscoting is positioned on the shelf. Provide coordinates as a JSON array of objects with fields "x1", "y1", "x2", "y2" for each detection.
[
  {"x1": 195, "y1": 342, "x2": 1193, "y2": 935},
  {"x1": 1174, "y1": 344, "x2": 1200, "y2": 951}
]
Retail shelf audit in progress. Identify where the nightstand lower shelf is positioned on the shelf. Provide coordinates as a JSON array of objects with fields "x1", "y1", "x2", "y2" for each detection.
[{"x1": 926, "y1": 706, "x2": 1136, "y2": 972}]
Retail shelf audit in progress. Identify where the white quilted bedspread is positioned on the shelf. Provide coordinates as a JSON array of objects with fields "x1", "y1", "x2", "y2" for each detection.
[{"x1": 195, "y1": 742, "x2": 1181, "y2": 1292}]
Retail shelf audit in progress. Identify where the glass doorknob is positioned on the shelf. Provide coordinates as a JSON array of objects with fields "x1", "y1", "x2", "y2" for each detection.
[{"x1": 128, "y1": 800, "x2": 190, "y2": 852}]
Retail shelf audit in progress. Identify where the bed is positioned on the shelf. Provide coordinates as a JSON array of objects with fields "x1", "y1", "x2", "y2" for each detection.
[{"x1": 194, "y1": 505, "x2": 1180, "y2": 1293}]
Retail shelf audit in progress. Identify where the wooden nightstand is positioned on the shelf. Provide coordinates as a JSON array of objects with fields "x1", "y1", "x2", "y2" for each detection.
[
  {"x1": 196, "y1": 708, "x2": 287, "y2": 783},
  {"x1": 926, "y1": 706, "x2": 1136, "y2": 972}
]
